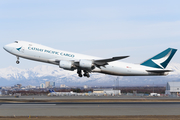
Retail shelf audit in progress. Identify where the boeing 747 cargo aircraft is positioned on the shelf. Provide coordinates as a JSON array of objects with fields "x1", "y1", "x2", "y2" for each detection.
[{"x1": 3, "y1": 41, "x2": 177, "y2": 78}]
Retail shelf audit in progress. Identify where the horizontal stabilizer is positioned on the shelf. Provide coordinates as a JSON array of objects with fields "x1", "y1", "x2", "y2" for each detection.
[{"x1": 146, "y1": 70, "x2": 173, "y2": 73}]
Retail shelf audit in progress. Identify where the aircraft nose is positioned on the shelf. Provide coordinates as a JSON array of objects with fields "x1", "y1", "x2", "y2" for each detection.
[
  {"x1": 3, "y1": 44, "x2": 8, "y2": 51},
  {"x1": 3, "y1": 44, "x2": 13, "y2": 52}
]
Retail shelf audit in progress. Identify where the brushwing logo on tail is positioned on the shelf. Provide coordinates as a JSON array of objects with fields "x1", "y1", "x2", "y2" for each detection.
[
  {"x1": 140, "y1": 48, "x2": 177, "y2": 69},
  {"x1": 151, "y1": 50, "x2": 172, "y2": 69}
]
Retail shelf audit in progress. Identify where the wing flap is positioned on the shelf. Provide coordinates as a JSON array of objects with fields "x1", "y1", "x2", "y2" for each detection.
[{"x1": 94, "y1": 56, "x2": 129, "y2": 66}]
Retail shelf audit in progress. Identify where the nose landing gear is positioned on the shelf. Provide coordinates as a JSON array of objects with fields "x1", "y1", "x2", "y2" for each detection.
[{"x1": 16, "y1": 57, "x2": 20, "y2": 64}]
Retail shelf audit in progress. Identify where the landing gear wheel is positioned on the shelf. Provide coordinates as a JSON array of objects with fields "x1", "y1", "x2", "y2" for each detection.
[
  {"x1": 77, "y1": 70, "x2": 82, "y2": 77},
  {"x1": 79, "y1": 74, "x2": 82, "y2": 77},
  {"x1": 84, "y1": 73, "x2": 90, "y2": 78},
  {"x1": 16, "y1": 61, "x2": 20, "y2": 64},
  {"x1": 83, "y1": 73, "x2": 87, "y2": 77},
  {"x1": 87, "y1": 74, "x2": 90, "y2": 78},
  {"x1": 83, "y1": 70, "x2": 90, "y2": 78}
]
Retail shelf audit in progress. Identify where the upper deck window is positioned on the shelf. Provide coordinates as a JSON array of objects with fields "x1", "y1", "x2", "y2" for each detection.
[{"x1": 14, "y1": 41, "x2": 18, "y2": 43}]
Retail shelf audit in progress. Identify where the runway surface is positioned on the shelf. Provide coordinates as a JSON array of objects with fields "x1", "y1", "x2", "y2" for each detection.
[
  {"x1": 0, "y1": 102, "x2": 180, "y2": 116},
  {"x1": 0, "y1": 95, "x2": 179, "y2": 100}
]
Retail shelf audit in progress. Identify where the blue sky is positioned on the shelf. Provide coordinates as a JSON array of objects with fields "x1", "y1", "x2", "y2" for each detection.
[{"x1": 0, "y1": 0, "x2": 180, "y2": 69}]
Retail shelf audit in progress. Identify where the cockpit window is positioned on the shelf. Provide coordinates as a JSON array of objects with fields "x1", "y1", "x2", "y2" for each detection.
[{"x1": 14, "y1": 41, "x2": 18, "y2": 43}]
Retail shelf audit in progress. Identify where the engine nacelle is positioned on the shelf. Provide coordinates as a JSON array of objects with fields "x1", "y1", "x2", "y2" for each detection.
[
  {"x1": 59, "y1": 60, "x2": 75, "y2": 71},
  {"x1": 79, "y1": 59, "x2": 95, "y2": 70}
]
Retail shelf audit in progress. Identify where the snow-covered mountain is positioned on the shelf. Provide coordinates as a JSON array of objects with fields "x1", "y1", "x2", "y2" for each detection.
[
  {"x1": 0, "y1": 63, "x2": 180, "y2": 86},
  {"x1": 0, "y1": 65, "x2": 117, "y2": 86}
]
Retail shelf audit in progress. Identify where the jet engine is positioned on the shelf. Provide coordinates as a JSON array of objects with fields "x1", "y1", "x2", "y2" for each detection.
[
  {"x1": 59, "y1": 60, "x2": 76, "y2": 70},
  {"x1": 79, "y1": 59, "x2": 95, "y2": 70}
]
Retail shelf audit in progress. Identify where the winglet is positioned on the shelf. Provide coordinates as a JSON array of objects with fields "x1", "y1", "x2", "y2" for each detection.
[{"x1": 141, "y1": 48, "x2": 177, "y2": 69}]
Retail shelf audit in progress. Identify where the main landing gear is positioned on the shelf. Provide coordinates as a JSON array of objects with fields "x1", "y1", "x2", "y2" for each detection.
[
  {"x1": 83, "y1": 70, "x2": 90, "y2": 78},
  {"x1": 77, "y1": 69, "x2": 82, "y2": 77},
  {"x1": 16, "y1": 57, "x2": 20, "y2": 64},
  {"x1": 77, "y1": 70, "x2": 90, "y2": 78}
]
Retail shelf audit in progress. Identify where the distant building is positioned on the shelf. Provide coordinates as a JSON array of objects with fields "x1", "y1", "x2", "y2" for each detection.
[
  {"x1": 60, "y1": 84, "x2": 66, "y2": 88},
  {"x1": 93, "y1": 89, "x2": 121, "y2": 95},
  {"x1": 45, "y1": 81, "x2": 50, "y2": 88},
  {"x1": 165, "y1": 82, "x2": 180, "y2": 96},
  {"x1": 50, "y1": 82, "x2": 55, "y2": 88},
  {"x1": 14, "y1": 84, "x2": 22, "y2": 89},
  {"x1": 93, "y1": 89, "x2": 104, "y2": 93},
  {"x1": 36, "y1": 86, "x2": 40, "y2": 89},
  {"x1": 31, "y1": 86, "x2": 36, "y2": 88},
  {"x1": 17, "y1": 84, "x2": 22, "y2": 89},
  {"x1": 40, "y1": 83, "x2": 45, "y2": 88},
  {"x1": 27, "y1": 85, "x2": 32, "y2": 89},
  {"x1": 27, "y1": 85, "x2": 36, "y2": 89},
  {"x1": 84, "y1": 85, "x2": 88, "y2": 89}
]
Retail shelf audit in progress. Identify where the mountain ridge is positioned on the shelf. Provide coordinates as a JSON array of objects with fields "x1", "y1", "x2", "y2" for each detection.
[{"x1": 0, "y1": 63, "x2": 180, "y2": 86}]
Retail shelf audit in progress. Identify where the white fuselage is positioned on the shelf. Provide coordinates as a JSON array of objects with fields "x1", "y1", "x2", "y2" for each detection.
[{"x1": 3, "y1": 41, "x2": 167, "y2": 76}]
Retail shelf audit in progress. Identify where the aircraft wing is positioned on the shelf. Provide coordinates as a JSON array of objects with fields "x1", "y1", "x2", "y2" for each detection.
[
  {"x1": 94, "y1": 56, "x2": 129, "y2": 66},
  {"x1": 53, "y1": 56, "x2": 129, "y2": 67}
]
